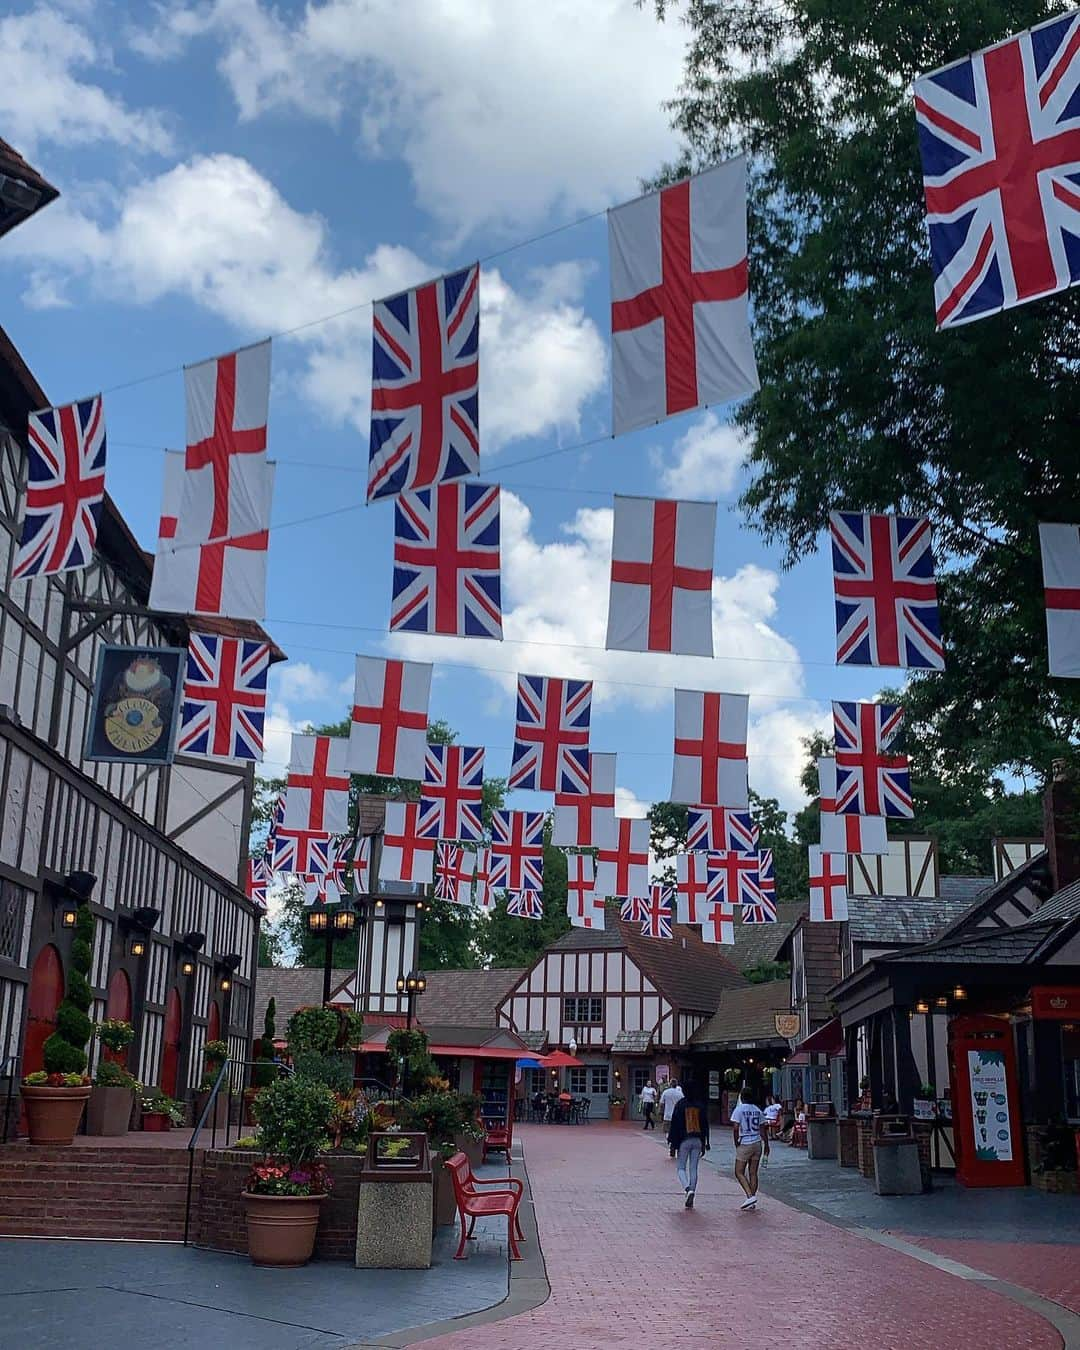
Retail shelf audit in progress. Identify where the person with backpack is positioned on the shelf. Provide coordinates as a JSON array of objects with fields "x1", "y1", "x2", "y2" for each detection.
[{"x1": 667, "y1": 1078, "x2": 710, "y2": 1209}]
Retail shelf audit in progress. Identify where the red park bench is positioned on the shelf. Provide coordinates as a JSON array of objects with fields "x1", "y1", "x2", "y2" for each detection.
[{"x1": 445, "y1": 1151, "x2": 524, "y2": 1262}]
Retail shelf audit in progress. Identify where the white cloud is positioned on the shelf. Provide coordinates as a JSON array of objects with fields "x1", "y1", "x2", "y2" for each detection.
[
  {"x1": 653, "y1": 411, "x2": 751, "y2": 498},
  {"x1": 263, "y1": 660, "x2": 348, "y2": 777},
  {"x1": 6, "y1": 154, "x2": 604, "y2": 445},
  {"x1": 389, "y1": 490, "x2": 806, "y2": 719},
  {"x1": 0, "y1": 5, "x2": 172, "y2": 154},
  {"x1": 614, "y1": 786, "x2": 649, "y2": 819},
  {"x1": 748, "y1": 705, "x2": 831, "y2": 815},
  {"x1": 129, "y1": 0, "x2": 686, "y2": 238}
]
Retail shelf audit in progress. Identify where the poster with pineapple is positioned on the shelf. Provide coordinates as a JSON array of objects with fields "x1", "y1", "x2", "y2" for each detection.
[{"x1": 967, "y1": 1049, "x2": 1013, "y2": 1162}]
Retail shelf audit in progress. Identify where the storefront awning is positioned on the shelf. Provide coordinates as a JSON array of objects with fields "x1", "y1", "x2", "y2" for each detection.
[{"x1": 792, "y1": 1017, "x2": 843, "y2": 1058}]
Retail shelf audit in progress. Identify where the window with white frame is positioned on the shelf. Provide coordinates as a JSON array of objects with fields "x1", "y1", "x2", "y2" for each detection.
[
  {"x1": 589, "y1": 1065, "x2": 609, "y2": 1096},
  {"x1": 568, "y1": 1067, "x2": 588, "y2": 1094}
]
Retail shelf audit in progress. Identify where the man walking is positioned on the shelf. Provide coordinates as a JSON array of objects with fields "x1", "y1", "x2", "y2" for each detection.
[
  {"x1": 668, "y1": 1078, "x2": 709, "y2": 1208},
  {"x1": 640, "y1": 1080, "x2": 658, "y2": 1130},
  {"x1": 659, "y1": 1078, "x2": 683, "y2": 1157},
  {"x1": 730, "y1": 1087, "x2": 768, "y2": 1210}
]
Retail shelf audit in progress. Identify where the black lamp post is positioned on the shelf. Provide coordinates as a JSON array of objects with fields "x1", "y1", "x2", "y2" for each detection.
[
  {"x1": 396, "y1": 969, "x2": 427, "y2": 1030},
  {"x1": 304, "y1": 904, "x2": 360, "y2": 1004}
]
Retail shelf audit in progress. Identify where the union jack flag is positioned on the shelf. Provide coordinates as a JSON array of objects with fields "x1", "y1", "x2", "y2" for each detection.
[
  {"x1": 420, "y1": 743, "x2": 485, "y2": 841},
  {"x1": 833, "y1": 701, "x2": 913, "y2": 818},
  {"x1": 177, "y1": 633, "x2": 270, "y2": 760},
  {"x1": 367, "y1": 264, "x2": 480, "y2": 501},
  {"x1": 391, "y1": 482, "x2": 501, "y2": 638},
  {"x1": 743, "y1": 849, "x2": 777, "y2": 924},
  {"x1": 328, "y1": 835, "x2": 353, "y2": 896},
  {"x1": 474, "y1": 846, "x2": 495, "y2": 911},
  {"x1": 707, "y1": 850, "x2": 760, "y2": 907},
  {"x1": 640, "y1": 884, "x2": 673, "y2": 940},
  {"x1": 272, "y1": 829, "x2": 333, "y2": 876},
  {"x1": 434, "y1": 842, "x2": 473, "y2": 904},
  {"x1": 830, "y1": 512, "x2": 943, "y2": 670},
  {"x1": 245, "y1": 855, "x2": 270, "y2": 910},
  {"x1": 13, "y1": 395, "x2": 106, "y2": 579},
  {"x1": 507, "y1": 891, "x2": 544, "y2": 920},
  {"x1": 915, "y1": 13, "x2": 1080, "y2": 328},
  {"x1": 490, "y1": 810, "x2": 544, "y2": 892},
  {"x1": 263, "y1": 791, "x2": 285, "y2": 863},
  {"x1": 686, "y1": 805, "x2": 755, "y2": 853},
  {"x1": 509, "y1": 674, "x2": 592, "y2": 794},
  {"x1": 620, "y1": 896, "x2": 648, "y2": 923}
]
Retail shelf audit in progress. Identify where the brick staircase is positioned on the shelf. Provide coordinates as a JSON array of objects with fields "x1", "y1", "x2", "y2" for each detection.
[{"x1": 0, "y1": 1145, "x2": 203, "y2": 1241}]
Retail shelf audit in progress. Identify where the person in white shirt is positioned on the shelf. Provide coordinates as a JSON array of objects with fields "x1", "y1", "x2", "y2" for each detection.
[
  {"x1": 730, "y1": 1088, "x2": 769, "y2": 1210},
  {"x1": 763, "y1": 1094, "x2": 783, "y2": 1133},
  {"x1": 639, "y1": 1081, "x2": 658, "y2": 1131},
  {"x1": 659, "y1": 1080, "x2": 684, "y2": 1157}
]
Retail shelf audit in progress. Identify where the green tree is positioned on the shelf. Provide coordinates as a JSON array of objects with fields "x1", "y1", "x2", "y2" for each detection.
[{"x1": 655, "y1": 0, "x2": 1079, "y2": 785}]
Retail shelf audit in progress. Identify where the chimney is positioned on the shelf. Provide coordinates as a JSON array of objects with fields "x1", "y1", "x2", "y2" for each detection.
[{"x1": 1043, "y1": 759, "x2": 1080, "y2": 893}]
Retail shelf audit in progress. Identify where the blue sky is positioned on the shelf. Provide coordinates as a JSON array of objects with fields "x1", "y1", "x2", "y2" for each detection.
[{"x1": 0, "y1": 0, "x2": 892, "y2": 819}]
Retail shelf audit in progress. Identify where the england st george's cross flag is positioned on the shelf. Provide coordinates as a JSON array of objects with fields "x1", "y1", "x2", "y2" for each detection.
[
  {"x1": 833, "y1": 701, "x2": 913, "y2": 818},
  {"x1": 150, "y1": 342, "x2": 274, "y2": 620},
  {"x1": 380, "y1": 801, "x2": 436, "y2": 885},
  {"x1": 473, "y1": 846, "x2": 495, "y2": 912},
  {"x1": 490, "y1": 810, "x2": 544, "y2": 892},
  {"x1": 675, "y1": 851, "x2": 712, "y2": 925},
  {"x1": 551, "y1": 752, "x2": 618, "y2": 849},
  {"x1": 671, "y1": 690, "x2": 749, "y2": 807},
  {"x1": 606, "y1": 496, "x2": 716, "y2": 656},
  {"x1": 177, "y1": 632, "x2": 270, "y2": 761},
  {"x1": 434, "y1": 843, "x2": 474, "y2": 905},
  {"x1": 914, "y1": 12, "x2": 1080, "y2": 327},
  {"x1": 809, "y1": 845, "x2": 849, "y2": 921},
  {"x1": 608, "y1": 156, "x2": 758, "y2": 436},
  {"x1": 508, "y1": 675, "x2": 592, "y2": 794},
  {"x1": 1039, "y1": 523, "x2": 1080, "y2": 677},
  {"x1": 817, "y1": 755, "x2": 889, "y2": 854},
  {"x1": 566, "y1": 853, "x2": 605, "y2": 930},
  {"x1": 595, "y1": 816, "x2": 651, "y2": 901},
  {"x1": 830, "y1": 512, "x2": 944, "y2": 669},
  {"x1": 686, "y1": 804, "x2": 755, "y2": 853},
  {"x1": 367, "y1": 265, "x2": 480, "y2": 501},
  {"x1": 282, "y1": 735, "x2": 351, "y2": 836},
  {"x1": 421, "y1": 743, "x2": 485, "y2": 841},
  {"x1": 700, "y1": 899, "x2": 735, "y2": 945},
  {"x1": 12, "y1": 395, "x2": 106, "y2": 580},
  {"x1": 390, "y1": 481, "x2": 502, "y2": 639},
  {"x1": 346, "y1": 656, "x2": 432, "y2": 780}
]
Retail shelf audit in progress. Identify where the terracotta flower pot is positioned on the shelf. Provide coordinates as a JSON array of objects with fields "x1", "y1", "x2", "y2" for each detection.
[
  {"x1": 22, "y1": 1085, "x2": 91, "y2": 1145},
  {"x1": 610, "y1": 1103, "x2": 625, "y2": 1122},
  {"x1": 85, "y1": 1085, "x2": 135, "y2": 1137},
  {"x1": 242, "y1": 1192, "x2": 326, "y2": 1267},
  {"x1": 141, "y1": 1111, "x2": 171, "y2": 1132}
]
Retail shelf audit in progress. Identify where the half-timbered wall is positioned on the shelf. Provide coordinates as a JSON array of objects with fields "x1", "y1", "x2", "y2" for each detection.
[
  {"x1": 496, "y1": 949, "x2": 677, "y2": 1048},
  {"x1": 359, "y1": 909, "x2": 421, "y2": 1015},
  {"x1": 848, "y1": 838, "x2": 938, "y2": 899}
]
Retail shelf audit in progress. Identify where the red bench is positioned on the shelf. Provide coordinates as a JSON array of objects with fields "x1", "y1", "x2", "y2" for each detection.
[
  {"x1": 445, "y1": 1151, "x2": 524, "y2": 1261},
  {"x1": 482, "y1": 1123, "x2": 511, "y2": 1164}
]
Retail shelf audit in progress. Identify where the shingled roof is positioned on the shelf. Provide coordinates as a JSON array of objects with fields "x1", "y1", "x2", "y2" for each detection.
[
  {"x1": 0, "y1": 138, "x2": 59, "y2": 239},
  {"x1": 417, "y1": 967, "x2": 526, "y2": 1027},
  {"x1": 690, "y1": 981, "x2": 792, "y2": 1048},
  {"x1": 730, "y1": 903, "x2": 805, "y2": 971},
  {"x1": 548, "y1": 909, "x2": 746, "y2": 1011},
  {"x1": 846, "y1": 895, "x2": 977, "y2": 946},
  {"x1": 252, "y1": 966, "x2": 354, "y2": 1039}
]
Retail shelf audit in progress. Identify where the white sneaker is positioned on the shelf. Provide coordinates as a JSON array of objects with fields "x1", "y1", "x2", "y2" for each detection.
[{"x1": 739, "y1": 1195, "x2": 757, "y2": 1210}]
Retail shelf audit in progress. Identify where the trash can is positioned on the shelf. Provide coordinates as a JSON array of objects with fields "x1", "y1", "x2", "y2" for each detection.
[
  {"x1": 872, "y1": 1114, "x2": 923, "y2": 1195},
  {"x1": 355, "y1": 1132, "x2": 434, "y2": 1269},
  {"x1": 806, "y1": 1103, "x2": 837, "y2": 1159}
]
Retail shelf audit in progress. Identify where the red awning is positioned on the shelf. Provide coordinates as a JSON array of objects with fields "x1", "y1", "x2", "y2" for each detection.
[
  {"x1": 792, "y1": 1017, "x2": 844, "y2": 1058},
  {"x1": 358, "y1": 1040, "x2": 525, "y2": 1061}
]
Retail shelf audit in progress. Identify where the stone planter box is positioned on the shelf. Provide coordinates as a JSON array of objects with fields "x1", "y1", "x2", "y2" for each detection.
[
  {"x1": 194, "y1": 1090, "x2": 230, "y2": 1134},
  {"x1": 837, "y1": 1117, "x2": 859, "y2": 1168},
  {"x1": 1033, "y1": 1168, "x2": 1079, "y2": 1194},
  {"x1": 85, "y1": 1086, "x2": 135, "y2": 1137},
  {"x1": 432, "y1": 1157, "x2": 457, "y2": 1228}
]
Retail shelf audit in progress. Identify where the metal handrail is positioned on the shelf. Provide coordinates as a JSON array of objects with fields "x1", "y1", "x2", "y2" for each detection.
[
  {"x1": 183, "y1": 1056, "x2": 261, "y2": 1246},
  {"x1": 0, "y1": 1055, "x2": 18, "y2": 1145}
]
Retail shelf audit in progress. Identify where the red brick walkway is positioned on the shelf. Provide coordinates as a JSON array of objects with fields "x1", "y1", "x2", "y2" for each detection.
[
  {"x1": 420, "y1": 1124, "x2": 1060, "y2": 1350},
  {"x1": 905, "y1": 1235, "x2": 1080, "y2": 1318}
]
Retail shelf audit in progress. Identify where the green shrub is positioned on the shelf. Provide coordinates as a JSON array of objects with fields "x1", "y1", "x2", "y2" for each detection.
[
  {"x1": 95, "y1": 1061, "x2": 138, "y2": 1090},
  {"x1": 43, "y1": 900, "x2": 94, "y2": 1077},
  {"x1": 95, "y1": 1019, "x2": 135, "y2": 1052},
  {"x1": 287, "y1": 1007, "x2": 339, "y2": 1056},
  {"x1": 252, "y1": 1076, "x2": 335, "y2": 1165},
  {"x1": 204, "y1": 1039, "x2": 228, "y2": 1063},
  {"x1": 252, "y1": 997, "x2": 277, "y2": 1090},
  {"x1": 399, "y1": 1090, "x2": 482, "y2": 1149},
  {"x1": 292, "y1": 1050, "x2": 353, "y2": 1095}
]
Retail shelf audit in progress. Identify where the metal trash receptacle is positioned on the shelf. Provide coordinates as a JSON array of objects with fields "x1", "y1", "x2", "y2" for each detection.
[
  {"x1": 872, "y1": 1114, "x2": 923, "y2": 1195},
  {"x1": 806, "y1": 1104, "x2": 837, "y2": 1159},
  {"x1": 355, "y1": 1131, "x2": 433, "y2": 1269}
]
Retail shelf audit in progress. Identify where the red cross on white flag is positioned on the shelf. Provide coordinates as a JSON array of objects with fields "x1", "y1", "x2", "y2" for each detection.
[
  {"x1": 566, "y1": 854, "x2": 605, "y2": 930},
  {"x1": 671, "y1": 689, "x2": 749, "y2": 807},
  {"x1": 1039, "y1": 523, "x2": 1080, "y2": 678},
  {"x1": 595, "y1": 817, "x2": 650, "y2": 901},
  {"x1": 699, "y1": 900, "x2": 735, "y2": 945},
  {"x1": 473, "y1": 846, "x2": 495, "y2": 912},
  {"x1": 809, "y1": 845, "x2": 848, "y2": 921},
  {"x1": 608, "y1": 157, "x2": 758, "y2": 436},
  {"x1": 817, "y1": 756, "x2": 888, "y2": 855},
  {"x1": 380, "y1": 801, "x2": 436, "y2": 885},
  {"x1": 282, "y1": 735, "x2": 350, "y2": 835},
  {"x1": 351, "y1": 835, "x2": 372, "y2": 894},
  {"x1": 675, "y1": 851, "x2": 711, "y2": 924},
  {"x1": 551, "y1": 752, "x2": 618, "y2": 849},
  {"x1": 347, "y1": 656, "x2": 432, "y2": 780},
  {"x1": 606, "y1": 496, "x2": 715, "y2": 656},
  {"x1": 434, "y1": 842, "x2": 474, "y2": 905}
]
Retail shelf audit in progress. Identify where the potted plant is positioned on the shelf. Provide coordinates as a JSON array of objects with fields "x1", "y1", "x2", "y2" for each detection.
[
  {"x1": 86, "y1": 1061, "x2": 139, "y2": 1136},
  {"x1": 194, "y1": 1039, "x2": 230, "y2": 1131},
  {"x1": 723, "y1": 1067, "x2": 742, "y2": 1087},
  {"x1": 400, "y1": 1089, "x2": 481, "y2": 1226},
  {"x1": 21, "y1": 899, "x2": 94, "y2": 1145},
  {"x1": 608, "y1": 1094, "x2": 626, "y2": 1122},
  {"x1": 95, "y1": 1018, "x2": 134, "y2": 1066},
  {"x1": 141, "y1": 1089, "x2": 184, "y2": 1131},
  {"x1": 244, "y1": 1075, "x2": 336, "y2": 1266}
]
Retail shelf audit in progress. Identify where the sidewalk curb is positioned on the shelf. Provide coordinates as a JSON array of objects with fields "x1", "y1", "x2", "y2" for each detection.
[{"x1": 350, "y1": 1144, "x2": 550, "y2": 1349}]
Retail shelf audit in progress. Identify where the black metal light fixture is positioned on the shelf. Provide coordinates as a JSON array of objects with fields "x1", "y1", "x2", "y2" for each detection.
[
  {"x1": 63, "y1": 871, "x2": 97, "y2": 903},
  {"x1": 395, "y1": 969, "x2": 427, "y2": 1029},
  {"x1": 220, "y1": 973, "x2": 232, "y2": 992},
  {"x1": 129, "y1": 934, "x2": 148, "y2": 959},
  {"x1": 60, "y1": 906, "x2": 78, "y2": 930},
  {"x1": 181, "y1": 932, "x2": 206, "y2": 953},
  {"x1": 303, "y1": 903, "x2": 359, "y2": 1004},
  {"x1": 131, "y1": 905, "x2": 161, "y2": 931},
  {"x1": 179, "y1": 955, "x2": 196, "y2": 978},
  {"x1": 220, "y1": 953, "x2": 243, "y2": 973}
]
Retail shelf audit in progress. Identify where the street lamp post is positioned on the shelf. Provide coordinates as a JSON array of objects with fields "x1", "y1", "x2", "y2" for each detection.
[
  {"x1": 394, "y1": 970, "x2": 427, "y2": 1097},
  {"x1": 303, "y1": 904, "x2": 360, "y2": 1004}
]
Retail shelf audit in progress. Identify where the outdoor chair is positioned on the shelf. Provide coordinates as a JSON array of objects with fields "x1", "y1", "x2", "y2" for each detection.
[{"x1": 446, "y1": 1151, "x2": 524, "y2": 1261}]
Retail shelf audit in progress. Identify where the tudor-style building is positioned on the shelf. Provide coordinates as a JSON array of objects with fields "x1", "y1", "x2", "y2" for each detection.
[{"x1": 0, "y1": 322, "x2": 279, "y2": 1116}]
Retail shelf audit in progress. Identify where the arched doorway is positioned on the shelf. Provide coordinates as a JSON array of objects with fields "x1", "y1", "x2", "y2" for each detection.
[
  {"x1": 106, "y1": 968, "x2": 131, "y2": 1021},
  {"x1": 160, "y1": 988, "x2": 182, "y2": 1096},
  {"x1": 206, "y1": 1000, "x2": 220, "y2": 1046},
  {"x1": 24, "y1": 944, "x2": 64, "y2": 1076}
]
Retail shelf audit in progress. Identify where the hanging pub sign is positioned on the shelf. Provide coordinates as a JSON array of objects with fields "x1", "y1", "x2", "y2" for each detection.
[{"x1": 85, "y1": 645, "x2": 185, "y2": 765}]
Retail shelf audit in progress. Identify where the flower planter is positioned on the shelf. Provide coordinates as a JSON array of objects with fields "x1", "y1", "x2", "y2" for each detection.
[
  {"x1": 453, "y1": 1133, "x2": 484, "y2": 1172},
  {"x1": 432, "y1": 1158, "x2": 457, "y2": 1228},
  {"x1": 609, "y1": 1103, "x2": 625, "y2": 1122},
  {"x1": 85, "y1": 1085, "x2": 135, "y2": 1137},
  {"x1": 242, "y1": 1192, "x2": 326, "y2": 1267},
  {"x1": 21, "y1": 1085, "x2": 92, "y2": 1146},
  {"x1": 141, "y1": 1111, "x2": 171, "y2": 1133}
]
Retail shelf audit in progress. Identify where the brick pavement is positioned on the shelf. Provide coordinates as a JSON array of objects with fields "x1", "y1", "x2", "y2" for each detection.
[
  {"x1": 904, "y1": 1235, "x2": 1080, "y2": 1318},
  {"x1": 417, "y1": 1124, "x2": 1061, "y2": 1350}
]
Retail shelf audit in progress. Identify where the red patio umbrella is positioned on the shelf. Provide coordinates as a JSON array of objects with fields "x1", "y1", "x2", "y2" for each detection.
[{"x1": 536, "y1": 1050, "x2": 585, "y2": 1068}]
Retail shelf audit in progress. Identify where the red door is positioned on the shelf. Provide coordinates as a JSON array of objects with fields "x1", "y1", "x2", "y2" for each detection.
[
  {"x1": 206, "y1": 1001, "x2": 220, "y2": 1046},
  {"x1": 106, "y1": 969, "x2": 131, "y2": 1021},
  {"x1": 160, "y1": 988, "x2": 182, "y2": 1096},
  {"x1": 24, "y1": 944, "x2": 64, "y2": 1076},
  {"x1": 948, "y1": 1014, "x2": 1026, "y2": 1188}
]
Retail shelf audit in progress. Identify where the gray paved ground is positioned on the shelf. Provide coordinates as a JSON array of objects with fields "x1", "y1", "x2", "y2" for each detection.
[{"x1": 0, "y1": 1215, "x2": 508, "y2": 1350}]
